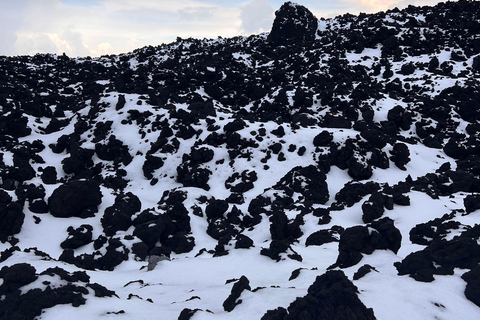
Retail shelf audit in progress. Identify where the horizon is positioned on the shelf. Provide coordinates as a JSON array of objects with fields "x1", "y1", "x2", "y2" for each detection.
[{"x1": 1, "y1": 0, "x2": 458, "y2": 58}]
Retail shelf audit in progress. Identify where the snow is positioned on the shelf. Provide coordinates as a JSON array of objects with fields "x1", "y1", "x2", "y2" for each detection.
[{"x1": 2, "y1": 2, "x2": 480, "y2": 320}]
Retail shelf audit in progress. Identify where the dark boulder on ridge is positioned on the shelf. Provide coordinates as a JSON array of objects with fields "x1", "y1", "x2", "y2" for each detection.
[{"x1": 268, "y1": 2, "x2": 318, "y2": 45}]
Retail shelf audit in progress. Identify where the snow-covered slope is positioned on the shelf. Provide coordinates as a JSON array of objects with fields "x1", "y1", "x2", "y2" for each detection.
[{"x1": 1, "y1": 1, "x2": 480, "y2": 319}]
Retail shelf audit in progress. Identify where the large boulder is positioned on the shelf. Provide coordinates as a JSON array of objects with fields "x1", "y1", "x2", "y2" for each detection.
[
  {"x1": 48, "y1": 180, "x2": 102, "y2": 218},
  {"x1": 268, "y1": 2, "x2": 318, "y2": 46}
]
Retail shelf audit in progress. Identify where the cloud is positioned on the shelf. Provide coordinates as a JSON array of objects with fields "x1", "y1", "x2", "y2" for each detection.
[
  {"x1": 50, "y1": 28, "x2": 91, "y2": 57},
  {"x1": 240, "y1": 0, "x2": 275, "y2": 34},
  {"x1": 178, "y1": 6, "x2": 217, "y2": 21},
  {"x1": 0, "y1": 0, "x2": 28, "y2": 56},
  {"x1": 13, "y1": 33, "x2": 58, "y2": 56},
  {"x1": 1, "y1": 0, "x2": 456, "y2": 57}
]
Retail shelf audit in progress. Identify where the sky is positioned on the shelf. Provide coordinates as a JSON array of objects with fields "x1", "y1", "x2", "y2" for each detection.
[{"x1": 0, "y1": 0, "x2": 456, "y2": 57}]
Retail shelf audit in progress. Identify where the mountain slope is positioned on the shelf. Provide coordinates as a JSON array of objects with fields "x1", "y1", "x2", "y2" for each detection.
[{"x1": 1, "y1": 1, "x2": 480, "y2": 319}]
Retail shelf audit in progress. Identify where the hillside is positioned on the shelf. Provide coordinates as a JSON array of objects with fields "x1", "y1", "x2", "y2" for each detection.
[{"x1": 1, "y1": 1, "x2": 480, "y2": 319}]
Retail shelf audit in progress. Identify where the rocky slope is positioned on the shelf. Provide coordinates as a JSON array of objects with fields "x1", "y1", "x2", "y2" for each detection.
[{"x1": 1, "y1": 1, "x2": 480, "y2": 319}]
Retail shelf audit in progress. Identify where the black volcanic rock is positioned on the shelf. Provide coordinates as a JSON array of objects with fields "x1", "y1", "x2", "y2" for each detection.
[
  {"x1": 332, "y1": 218, "x2": 401, "y2": 268},
  {"x1": 40, "y1": 166, "x2": 57, "y2": 184},
  {"x1": 268, "y1": 2, "x2": 318, "y2": 45},
  {"x1": 262, "y1": 270, "x2": 376, "y2": 320},
  {"x1": 48, "y1": 180, "x2": 102, "y2": 218},
  {"x1": 61, "y1": 225, "x2": 94, "y2": 249},
  {"x1": 462, "y1": 266, "x2": 480, "y2": 307},
  {"x1": 0, "y1": 190, "x2": 25, "y2": 243},
  {"x1": 395, "y1": 229, "x2": 480, "y2": 282},
  {"x1": 0, "y1": 264, "x2": 116, "y2": 320},
  {"x1": 101, "y1": 192, "x2": 141, "y2": 236},
  {"x1": 223, "y1": 275, "x2": 251, "y2": 312},
  {"x1": 1, "y1": 0, "x2": 480, "y2": 317}
]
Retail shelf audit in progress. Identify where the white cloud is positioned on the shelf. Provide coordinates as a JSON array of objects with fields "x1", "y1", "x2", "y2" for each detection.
[
  {"x1": 178, "y1": 6, "x2": 218, "y2": 21},
  {"x1": 240, "y1": 0, "x2": 275, "y2": 35}
]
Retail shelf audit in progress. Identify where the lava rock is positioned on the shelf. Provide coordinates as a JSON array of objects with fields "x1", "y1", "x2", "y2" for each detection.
[
  {"x1": 40, "y1": 166, "x2": 57, "y2": 184},
  {"x1": 60, "y1": 225, "x2": 94, "y2": 249},
  {"x1": 143, "y1": 155, "x2": 164, "y2": 179},
  {"x1": 268, "y1": 2, "x2": 318, "y2": 45},
  {"x1": 205, "y1": 199, "x2": 229, "y2": 220},
  {"x1": 261, "y1": 270, "x2": 376, "y2": 320},
  {"x1": 0, "y1": 191, "x2": 25, "y2": 243},
  {"x1": 101, "y1": 192, "x2": 141, "y2": 236},
  {"x1": 464, "y1": 194, "x2": 480, "y2": 214},
  {"x1": 332, "y1": 218, "x2": 401, "y2": 268},
  {"x1": 353, "y1": 264, "x2": 377, "y2": 280},
  {"x1": 313, "y1": 130, "x2": 333, "y2": 147},
  {"x1": 395, "y1": 236, "x2": 480, "y2": 282},
  {"x1": 305, "y1": 229, "x2": 338, "y2": 247},
  {"x1": 390, "y1": 143, "x2": 410, "y2": 170},
  {"x1": 462, "y1": 266, "x2": 480, "y2": 307},
  {"x1": 48, "y1": 180, "x2": 102, "y2": 218},
  {"x1": 223, "y1": 275, "x2": 251, "y2": 312},
  {"x1": 273, "y1": 165, "x2": 329, "y2": 205}
]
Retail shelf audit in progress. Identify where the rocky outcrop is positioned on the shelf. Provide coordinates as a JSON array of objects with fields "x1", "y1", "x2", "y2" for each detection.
[{"x1": 268, "y1": 2, "x2": 318, "y2": 45}]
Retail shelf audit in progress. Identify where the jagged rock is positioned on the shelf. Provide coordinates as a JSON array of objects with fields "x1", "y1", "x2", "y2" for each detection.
[
  {"x1": 0, "y1": 264, "x2": 115, "y2": 320},
  {"x1": 95, "y1": 135, "x2": 133, "y2": 166},
  {"x1": 464, "y1": 194, "x2": 480, "y2": 214},
  {"x1": 0, "y1": 190, "x2": 25, "y2": 243},
  {"x1": 29, "y1": 199, "x2": 49, "y2": 213},
  {"x1": 0, "y1": 263, "x2": 37, "y2": 292},
  {"x1": 261, "y1": 270, "x2": 376, "y2": 320},
  {"x1": 40, "y1": 166, "x2": 57, "y2": 184},
  {"x1": 101, "y1": 192, "x2": 141, "y2": 236},
  {"x1": 273, "y1": 165, "x2": 329, "y2": 205},
  {"x1": 225, "y1": 170, "x2": 258, "y2": 193},
  {"x1": 235, "y1": 234, "x2": 254, "y2": 249},
  {"x1": 178, "y1": 308, "x2": 201, "y2": 320},
  {"x1": 361, "y1": 192, "x2": 386, "y2": 223},
  {"x1": 395, "y1": 229, "x2": 480, "y2": 282},
  {"x1": 268, "y1": 2, "x2": 318, "y2": 45},
  {"x1": 0, "y1": 110, "x2": 32, "y2": 138},
  {"x1": 61, "y1": 225, "x2": 93, "y2": 249},
  {"x1": 205, "y1": 199, "x2": 229, "y2": 220},
  {"x1": 332, "y1": 218, "x2": 401, "y2": 268},
  {"x1": 390, "y1": 143, "x2": 410, "y2": 170},
  {"x1": 305, "y1": 229, "x2": 338, "y2": 247},
  {"x1": 335, "y1": 181, "x2": 381, "y2": 207},
  {"x1": 409, "y1": 214, "x2": 460, "y2": 245},
  {"x1": 313, "y1": 130, "x2": 333, "y2": 147},
  {"x1": 62, "y1": 147, "x2": 95, "y2": 176},
  {"x1": 143, "y1": 155, "x2": 164, "y2": 179},
  {"x1": 48, "y1": 180, "x2": 102, "y2": 218},
  {"x1": 462, "y1": 266, "x2": 480, "y2": 307},
  {"x1": 223, "y1": 275, "x2": 251, "y2": 312},
  {"x1": 289, "y1": 268, "x2": 302, "y2": 281},
  {"x1": 115, "y1": 94, "x2": 126, "y2": 111},
  {"x1": 353, "y1": 264, "x2": 377, "y2": 280},
  {"x1": 60, "y1": 237, "x2": 129, "y2": 271},
  {"x1": 1, "y1": 1, "x2": 480, "y2": 317}
]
